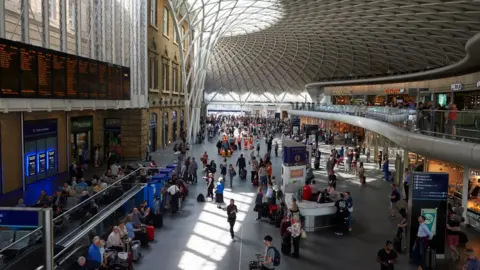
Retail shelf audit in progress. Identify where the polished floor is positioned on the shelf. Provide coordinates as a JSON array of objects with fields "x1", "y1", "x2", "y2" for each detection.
[{"x1": 138, "y1": 136, "x2": 477, "y2": 270}]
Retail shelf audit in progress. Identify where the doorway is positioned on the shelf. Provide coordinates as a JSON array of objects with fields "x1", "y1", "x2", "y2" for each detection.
[
  {"x1": 149, "y1": 113, "x2": 158, "y2": 152},
  {"x1": 163, "y1": 111, "x2": 169, "y2": 146},
  {"x1": 172, "y1": 110, "x2": 177, "y2": 142}
]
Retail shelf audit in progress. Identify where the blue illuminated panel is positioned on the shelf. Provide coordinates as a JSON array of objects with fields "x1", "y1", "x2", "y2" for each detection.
[{"x1": 0, "y1": 209, "x2": 39, "y2": 228}]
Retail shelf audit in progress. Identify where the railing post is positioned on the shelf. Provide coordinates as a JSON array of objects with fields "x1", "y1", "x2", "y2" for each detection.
[{"x1": 43, "y1": 208, "x2": 54, "y2": 270}]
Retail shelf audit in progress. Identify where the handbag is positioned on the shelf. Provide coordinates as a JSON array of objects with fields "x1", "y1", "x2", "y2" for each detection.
[
  {"x1": 301, "y1": 229, "x2": 307, "y2": 239},
  {"x1": 253, "y1": 204, "x2": 259, "y2": 212}
]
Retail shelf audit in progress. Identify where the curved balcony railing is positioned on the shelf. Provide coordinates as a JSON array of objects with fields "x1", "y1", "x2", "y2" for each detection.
[{"x1": 304, "y1": 105, "x2": 480, "y2": 143}]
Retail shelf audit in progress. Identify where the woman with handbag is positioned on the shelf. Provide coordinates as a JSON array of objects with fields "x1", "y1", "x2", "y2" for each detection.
[{"x1": 287, "y1": 215, "x2": 303, "y2": 258}]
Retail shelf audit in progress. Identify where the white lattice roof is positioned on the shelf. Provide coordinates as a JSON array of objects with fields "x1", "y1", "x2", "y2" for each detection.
[{"x1": 172, "y1": 0, "x2": 480, "y2": 99}]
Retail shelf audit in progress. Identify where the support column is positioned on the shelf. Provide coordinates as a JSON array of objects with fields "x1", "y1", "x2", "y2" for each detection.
[
  {"x1": 43, "y1": 208, "x2": 54, "y2": 270},
  {"x1": 177, "y1": 107, "x2": 181, "y2": 140},
  {"x1": 374, "y1": 134, "x2": 379, "y2": 163},
  {"x1": 21, "y1": 0, "x2": 29, "y2": 43},
  {"x1": 0, "y1": 0, "x2": 4, "y2": 38},
  {"x1": 383, "y1": 138, "x2": 389, "y2": 159},
  {"x1": 59, "y1": 0, "x2": 67, "y2": 51},
  {"x1": 463, "y1": 166, "x2": 470, "y2": 222},
  {"x1": 41, "y1": 0, "x2": 50, "y2": 48}
]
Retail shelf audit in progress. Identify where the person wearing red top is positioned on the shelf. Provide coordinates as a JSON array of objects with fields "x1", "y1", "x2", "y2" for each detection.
[
  {"x1": 302, "y1": 183, "x2": 312, "y2": 201},
  {"x1": 446, "y1": 103, "x2": 458, "y2": 136}
]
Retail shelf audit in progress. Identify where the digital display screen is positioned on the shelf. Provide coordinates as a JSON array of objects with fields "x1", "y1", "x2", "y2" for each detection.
[
  {"x1": 20, "y1": 46, "x2": 37, "y2": 97},
  {"x1": 0, "y1": 210, "x2": 39, "y2": 228},
  {"x1": 52, "y1": 53, "x2": 66, "y2": 97},
  {"x1": 98, "y1": 63, "x2": 107, "y2": 98},
  {"x1": 27, "y1": 155, "x2": 37, "y2": 176},
  {"x1": 0, "y1": 37, "x2": 130, "y2": 100},
  {"x1": 37, "y1": 50, "x2": 53, "y2": 97},
  {"x1": 66, "y1": 56, "x2": 78, "y2": 97},
  {"x1": 48, "y1": 150, "x2": 55, "y2": 169},
  {"x1": 412, "y1": 173, "x2": 449, "y2": 201},
  {"x1": 38, "y1": 152, "x2": 46, "y2": 173},
  {"x1": 0, "y1": 42, "x2": 20, "y2": 96},
  {"x1": 78, "y1": 58, "x2": 90, "y2": 98}
]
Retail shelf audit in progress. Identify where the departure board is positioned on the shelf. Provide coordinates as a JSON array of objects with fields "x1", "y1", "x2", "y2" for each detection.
[
  {"x1": 37, "y1": 50, "x2": 53, "y2": 97},
  {"x1": 52, "y1": 53, "x2": 66, "y2": 97},
  {"x1": 89, "y1": 62, "x2": 98, "y2": 98},
  {"x1": 122, "y1": 67, "x2": 130, "y2": 100},
  {"x1": 0, "y1": 38, "x2": 130, "y2": 100},
  {"x1": 20, "y1": 46, "x2": 38, "y2": 97},
  {"x1": 107, "y1": 64, "x2": 115, "y2": 99},
  {"x1": 98, "y1": 63, "x2": 107, "y2": 98},
  {"x1": 66, "y1": 56, "x2": 78, "y2": 98},
  {"x1": 0, "y1": 42, "x2": 20, "y2": 96},
  {"x1": 115, "y1": 66, "x2": 122, "y2": 99},
  {"x1": 78, "y1": 58, "x2": 89, "y2": 98}
]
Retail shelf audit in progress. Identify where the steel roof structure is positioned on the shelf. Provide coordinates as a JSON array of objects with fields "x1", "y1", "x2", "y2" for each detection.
[{"x1": 167, "y1": 0, "x2": 480, "y2": 139}]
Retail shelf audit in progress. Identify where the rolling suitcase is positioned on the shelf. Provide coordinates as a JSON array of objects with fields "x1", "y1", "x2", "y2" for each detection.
[
  {"x1": 252, "y1": 178, "x2": 259, "y2": 186},
  {"x1": 146, "y1": 225, "x2": 155, "y2": 241},
  {"x1": 424, "y1": 247, "x2": 436, "y2": 269},
  {"x1": 130, "y1": 240, "x2": 141, "y2": 261}
]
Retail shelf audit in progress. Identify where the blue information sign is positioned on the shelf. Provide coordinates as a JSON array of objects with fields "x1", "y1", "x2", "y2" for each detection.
[
  {"x1": 412, "y1": 172, "x2": 449, "y2": 201},
  {"x1": 0, "y1": 209, "x2": 40, "y2": 228}
]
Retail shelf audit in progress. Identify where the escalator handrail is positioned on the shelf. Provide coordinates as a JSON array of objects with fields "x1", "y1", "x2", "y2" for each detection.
[
  {"x1": 54, "y1": 183, "x2": 146, "y2": 254},
  {"x1": 53, "y1": 167, "x2": 142, "y2": 222}
]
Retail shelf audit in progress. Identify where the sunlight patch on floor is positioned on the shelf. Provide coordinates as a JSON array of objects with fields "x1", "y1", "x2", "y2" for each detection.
[{"x1": 178, "y1": 192, "x2": 255, "y2": 270}]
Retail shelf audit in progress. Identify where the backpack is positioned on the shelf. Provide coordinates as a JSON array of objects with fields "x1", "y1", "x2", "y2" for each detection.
[
  {"x1": 268, "y1": 247, "x2": 281, "y2": 266},
  {"x1": 197, "y1": 193, "x2": 205, "y2": 202}
]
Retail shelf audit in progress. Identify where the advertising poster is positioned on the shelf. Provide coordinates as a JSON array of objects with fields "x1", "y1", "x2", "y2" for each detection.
[
  {"x1": 27, "y1": 155, "x2": 36, "y2": 176},
  {"x1": 421, "y1": 208, "x2": 437, "y2": 236},
  {"x1": 48, "y1": 150, "x2": 55, "y2": 169},
  {"x1": 38, "y1": 152, "x2": 46, "y2": 173}
]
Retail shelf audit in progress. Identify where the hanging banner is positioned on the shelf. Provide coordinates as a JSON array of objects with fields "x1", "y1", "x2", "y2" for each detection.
[{"x1": 420, "y1": 208, "x2": 438, "y2": 236}]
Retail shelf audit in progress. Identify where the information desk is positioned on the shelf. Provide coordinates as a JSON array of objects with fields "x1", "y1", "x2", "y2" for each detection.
[{"x1": 285, "y1": 193, "x2": 337, "y2": 232}]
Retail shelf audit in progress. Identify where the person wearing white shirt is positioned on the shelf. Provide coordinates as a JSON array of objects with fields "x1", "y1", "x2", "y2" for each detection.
[
  {"x1": 413, "y1": 215, "x2": 433, "y2": 269},
  {"x1": 110, "y1": 163, "x2": 119, "y2": 177},
  {"x1": 107, "y1": 226, "x2": 123, "y2": 251}
]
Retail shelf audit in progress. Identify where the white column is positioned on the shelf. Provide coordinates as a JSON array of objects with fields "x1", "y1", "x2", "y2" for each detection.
[
  {"x1": 42, "y1": 0, "x2": 50, "y2": 48},
  {"x1": 0, "y1": 0, "x2": 4, "y2": 38},
  {"x1": 75, "y1": 0, "x2": 82, "y2": 55},
  {"x1": 59, "y1": 0, "x2": 67, "y2": 51}
]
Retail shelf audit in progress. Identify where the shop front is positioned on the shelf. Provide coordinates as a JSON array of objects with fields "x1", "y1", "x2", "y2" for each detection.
[
  {"x1": 23, "y1": 119, "x2": 58, "y2": 185},
  {"x1": 466, "y1": 169, "x2": 480, "y2": 230},
  {"x1": 148, "y1": 113, "x2": 158, "y2": 152},
  {"x1": 104, "y1": 118, "x2": 122, "y2": 163},
  {"x1": 163, "y1": 111, "x2": 169, "y2": 146},
  {"x1": 172, "y1": 111, "x2": 177, "y2": 142},
  {"x1": 408, "y1": 152, "x2": 425, "y2": 172},
  {"x1": 70, "y1": 116, "x2": 93, "y2": 166}
]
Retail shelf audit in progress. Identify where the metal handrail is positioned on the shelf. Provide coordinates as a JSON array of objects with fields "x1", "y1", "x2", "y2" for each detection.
[
  {"x1": 53, "y1": 167, "x2": 142, "y2": 221},
  {"x1": 0, "y1": 167, "x2": 142, "y2": 255}
]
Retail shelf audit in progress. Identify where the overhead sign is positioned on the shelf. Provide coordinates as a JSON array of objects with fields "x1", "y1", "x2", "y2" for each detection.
[
  {"x1": 451, "y1": 83, "x2": 464, "y2": 91},
  {"x1": 412, "y1": 172, "x2": 449, "y2": 200},
  {"x1": 0, "y1": 209, "x2": 40, "y2": 228},
  {"x1": 384, "y1": 88, "x2": 405, "y2": 94}
]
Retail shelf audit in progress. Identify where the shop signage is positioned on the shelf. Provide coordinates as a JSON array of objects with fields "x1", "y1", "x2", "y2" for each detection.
[
  {"x1": 412, "y1": 172, "x2": 449, "y2": 200},
  {"x1": 149, "y1": 120, "x2": 157, "y2": 128},
  {"x1": 471, "y1": 170, "x2": 480, "y2": 176},
  {"x1": 72, "y1": 119, "x2": 93, "y2": 130},
  {"x1": 104, "y1": 118, "x2": 121, "y2": 129},
  {"x1": 23, "y1": 119, "x2": 58, "y2": 137},
  {"x1": 476, "y1": 81, "x2": 480, "y2": 88},
  {"x1": 332, "y1": 90, "x2": 352, "y2": 95},
  {"x1": 450, "y1": 83, "x2": 464, "y2": 91},
  {"x1": 283, "y1": 146, "x2": 307, "y2": 165},
  {"x1": 384, "y1": 88, "x2": 405, "y2": 94}
]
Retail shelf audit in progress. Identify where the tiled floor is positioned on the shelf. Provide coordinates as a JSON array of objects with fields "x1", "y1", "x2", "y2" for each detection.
[{"x1": 134, "y1": 136, "x2": 478, "y2": 270}]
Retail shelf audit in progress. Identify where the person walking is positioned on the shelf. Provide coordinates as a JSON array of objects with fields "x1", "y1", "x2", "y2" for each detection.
[
  {"x1": 389, "y1": 184, "x2": 401, "y2": 218},
  {"x1": 358, "y1": 162, "x2": 366, "y2": 186},
  {"x1": 220, "y1": 159, "x2": 227, "y2": 180},
  {"x1": 377, "y1": 240, "x2": 398, "y2": 270},
  {"x1": 227, "y1": 199, "x2": 238, "y2": 242},
  {"x1": 228, "y1": 164, "x2": 236, "y2": 189},
  {"x1": 274, "y1": 141, "x2": 279, "y2": 157},
  {"x1": 206, "y1": 173, "x2": 214, "y2": 201},
  {"x1": 250, "y1": 156, "x2": 259, "y2": 184},
  {"x1": 287, "y1": 215, "x2": 302, "y2": 258}
]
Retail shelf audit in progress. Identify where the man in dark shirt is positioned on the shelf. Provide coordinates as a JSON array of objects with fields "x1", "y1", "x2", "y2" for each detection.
[
  {"x1": 377, "y1": 240, "x2": 397, "y2": 270},
  {"x1": 226, "y1": 199, "x2": 238, "y2": 242},
  {"x1": 446, "y1": 212, "x2": 461, "y2": 261},
  {"x1": 236, "y1": 154, "x2": 246, "y2": 172},
  {"x1": 334, "y1": 193, "x2": 349, "y2": 235}
]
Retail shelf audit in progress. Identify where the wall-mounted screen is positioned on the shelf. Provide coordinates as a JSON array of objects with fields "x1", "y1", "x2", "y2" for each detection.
[
  {"x1": 48, "y1": 150, "x2": 55, "y2": 169},
  {"x1": 38, "y1": 152, "x2": 46, "y2": 173},
  {"x1": 27, "y1": 154, "x2": 36, "y2": 176},
  {"x1": 0, "y1": 37, "x2": 130, "y2": 100}
]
